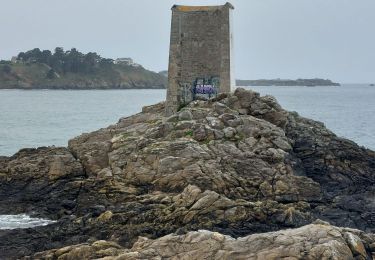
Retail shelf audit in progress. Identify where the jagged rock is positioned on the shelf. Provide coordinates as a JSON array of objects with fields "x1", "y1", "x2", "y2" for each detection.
[
  {"x1": 0, "y1": 147, "x2": 84, "y2": 217},
  {"x1": 31, "y1": 224, "x2": 375, "y2": 259},
  {"x1": 33, "y1": 240, "x2": 127, "y2": 259},
  {"x1": 344, "y1": 232, "x2": 367, "y2": 259},
  {"x1": 0, "y1": 88, "x2": 375, "y2": 259},
  {"x1": 178, "y1": 110, "x2": 193, "y2": 121},
  {"x1": 223, "y1": 126, "x2": 236, "y2": 138},
  {"x1": 193, "y1": 126, "x2": 207, "y2": 141}
]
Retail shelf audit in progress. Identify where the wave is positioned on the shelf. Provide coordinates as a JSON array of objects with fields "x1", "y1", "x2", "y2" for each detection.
[{"x1": 0, "y1": 214, "x2": 56, "y2": 230}]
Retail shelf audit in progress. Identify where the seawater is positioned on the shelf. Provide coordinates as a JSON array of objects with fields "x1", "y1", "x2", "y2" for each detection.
[
  {"x1": 0, "y1": 214, "x2": 55, "y2": 230},
  {"x1": 0, "y1": 85, "x2": 374, "y2": 156}
]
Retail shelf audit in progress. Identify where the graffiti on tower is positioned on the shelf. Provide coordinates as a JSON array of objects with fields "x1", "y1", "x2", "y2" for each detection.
[
  {"x1": 193, "y1": 77, "x2": 220, "y2": 99},
  {"x1": 178, "y1": 77, "x2": 220, "y2": 107}
]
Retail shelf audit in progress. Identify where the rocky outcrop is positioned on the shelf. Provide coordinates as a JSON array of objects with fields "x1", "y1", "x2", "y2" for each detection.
[
  {"x1": 32, "y1": 222, "x2": 375, "y2": 259},
  {"x1": 0, "y1": 147, "x2": 84, "y2": 217},
  {"x1": 0, "y1": 88, "x2": 374, "y2": 258}
]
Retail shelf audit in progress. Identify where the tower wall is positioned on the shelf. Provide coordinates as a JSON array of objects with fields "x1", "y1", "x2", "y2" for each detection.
[{"x1": 165, "y1": 3, "x2": 234, "y2": 116}]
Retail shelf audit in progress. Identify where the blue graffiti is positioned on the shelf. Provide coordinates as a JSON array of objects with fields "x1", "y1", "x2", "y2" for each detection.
[
  {"x1": 192, "y1": 77, "x2": 219, "y2": 99},
  {"x1": 194, "y1": 84, "x2": 216, "y2": 95}
]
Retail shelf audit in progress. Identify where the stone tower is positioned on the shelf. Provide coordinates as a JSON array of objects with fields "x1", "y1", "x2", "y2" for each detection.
[{"x1": 165, "y1": 2, "x2": 235, "y2": 115}]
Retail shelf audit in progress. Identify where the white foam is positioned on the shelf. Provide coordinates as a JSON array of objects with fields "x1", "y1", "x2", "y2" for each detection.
[{"x1": 0, "y1": 214, "x2": 56, "y2": 230}]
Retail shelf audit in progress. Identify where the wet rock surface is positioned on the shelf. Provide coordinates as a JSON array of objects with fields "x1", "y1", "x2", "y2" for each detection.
[
  {"x1": 0, "y1": 147, "x2": 84, "y2": 217},
  {"x1": 0, "y1": 88, "x2": 375, "y2": 259}
]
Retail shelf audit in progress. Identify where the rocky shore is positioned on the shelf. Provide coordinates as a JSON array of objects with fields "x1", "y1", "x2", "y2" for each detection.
[{"x1": 1, "y1": 88, "x2": 375, "y2": 259}]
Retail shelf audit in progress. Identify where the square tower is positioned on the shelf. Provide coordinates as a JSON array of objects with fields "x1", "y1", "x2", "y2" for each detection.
[{"x1": 165, "y1": 2, "x2": 235, "y2": 115}]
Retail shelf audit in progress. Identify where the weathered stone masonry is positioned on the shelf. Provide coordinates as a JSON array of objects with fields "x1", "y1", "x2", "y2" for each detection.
[{"x1": 165, "y1": 3, "x2": 235, "y2": 115}]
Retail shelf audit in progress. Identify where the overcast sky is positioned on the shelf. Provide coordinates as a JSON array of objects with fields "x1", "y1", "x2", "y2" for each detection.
[{"x1": 0, "y1": 0, "x2": 374, "y2": 83}]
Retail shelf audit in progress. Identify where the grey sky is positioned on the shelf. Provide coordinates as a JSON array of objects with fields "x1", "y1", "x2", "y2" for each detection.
[{"x1": 1, "y1": 0, "x2": 374, "y2": 83}]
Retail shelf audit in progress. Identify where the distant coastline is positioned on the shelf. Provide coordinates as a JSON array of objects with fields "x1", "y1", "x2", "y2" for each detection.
[
  {"x1": 0, "y1": 48, "x2": 167, "y2": 90},
  {"x1": 1, "y1": 48, "x2": 341, "y2": 90},
  {"x1": 236, "y1": 78, "x2": 341, "y2": 87},
  {"x1": 0, "y1": 84, "x2": 166, "y2": 90}
]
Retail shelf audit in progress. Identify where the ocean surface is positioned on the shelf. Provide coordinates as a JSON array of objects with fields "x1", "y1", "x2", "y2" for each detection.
[{"x1": 0, "y1": 85, "x2": 374, "y2": 229}]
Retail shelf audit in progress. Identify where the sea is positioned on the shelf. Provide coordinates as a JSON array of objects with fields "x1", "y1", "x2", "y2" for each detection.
[{"x1": 0, "y1": 84, "x2": 374, "y2": 229}]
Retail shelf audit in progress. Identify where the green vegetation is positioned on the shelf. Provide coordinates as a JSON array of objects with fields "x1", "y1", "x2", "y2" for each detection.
[
  {"x1": 0, "y1": 47, "x2": 167, "y2": 89},
  {"x1": 177, "y1": 104, "x2": 187, "y2": 112},
  {"x1": 16, "y1": 47, "x2": 112, "y2": 74},
  {"x1": 185, "y1": 130, "x2": 193, "y2": 137}
]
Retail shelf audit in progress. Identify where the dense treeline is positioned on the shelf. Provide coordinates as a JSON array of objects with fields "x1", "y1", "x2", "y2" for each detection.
[{"x1": 16, "y1": 47, "x2": 114, "y2": 75}]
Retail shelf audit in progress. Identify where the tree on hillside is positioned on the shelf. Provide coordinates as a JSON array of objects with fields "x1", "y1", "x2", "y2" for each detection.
[
  {"x1": 54, "y1": 47, "x2": 64, "y2": 59},
  {"x1": 99, "y1": 58, "x2": 114, "y2": 68},
  {"x1": 84, "y1": 52, "x2": 101, "y2": 72},
  {"x1": 40, "y1": 50, "x2": 52, "y2": 64},
  {"x1": 63, "y1": 48, "x2": 81, "y2": 73},
  {"x1": 46, "y1": 68, "x2": 58, "y2": 79},
  {"x1": 17, "y1": 52, "x2": 26, "y2": 61},
  {"x1": 26, "y1": 48, "x2": 41, "y2": 62}
]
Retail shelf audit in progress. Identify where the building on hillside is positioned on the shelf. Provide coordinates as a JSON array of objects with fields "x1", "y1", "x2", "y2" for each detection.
[
  {"x1": 114, "y1": 58, "x2": 142, "y2": 67},
  {"x1": 11, "y1": 56, "x2": 18, "y2": 63},
  {"x1": 165, "y1": 2, "x2": 235, "y2": 116}
]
